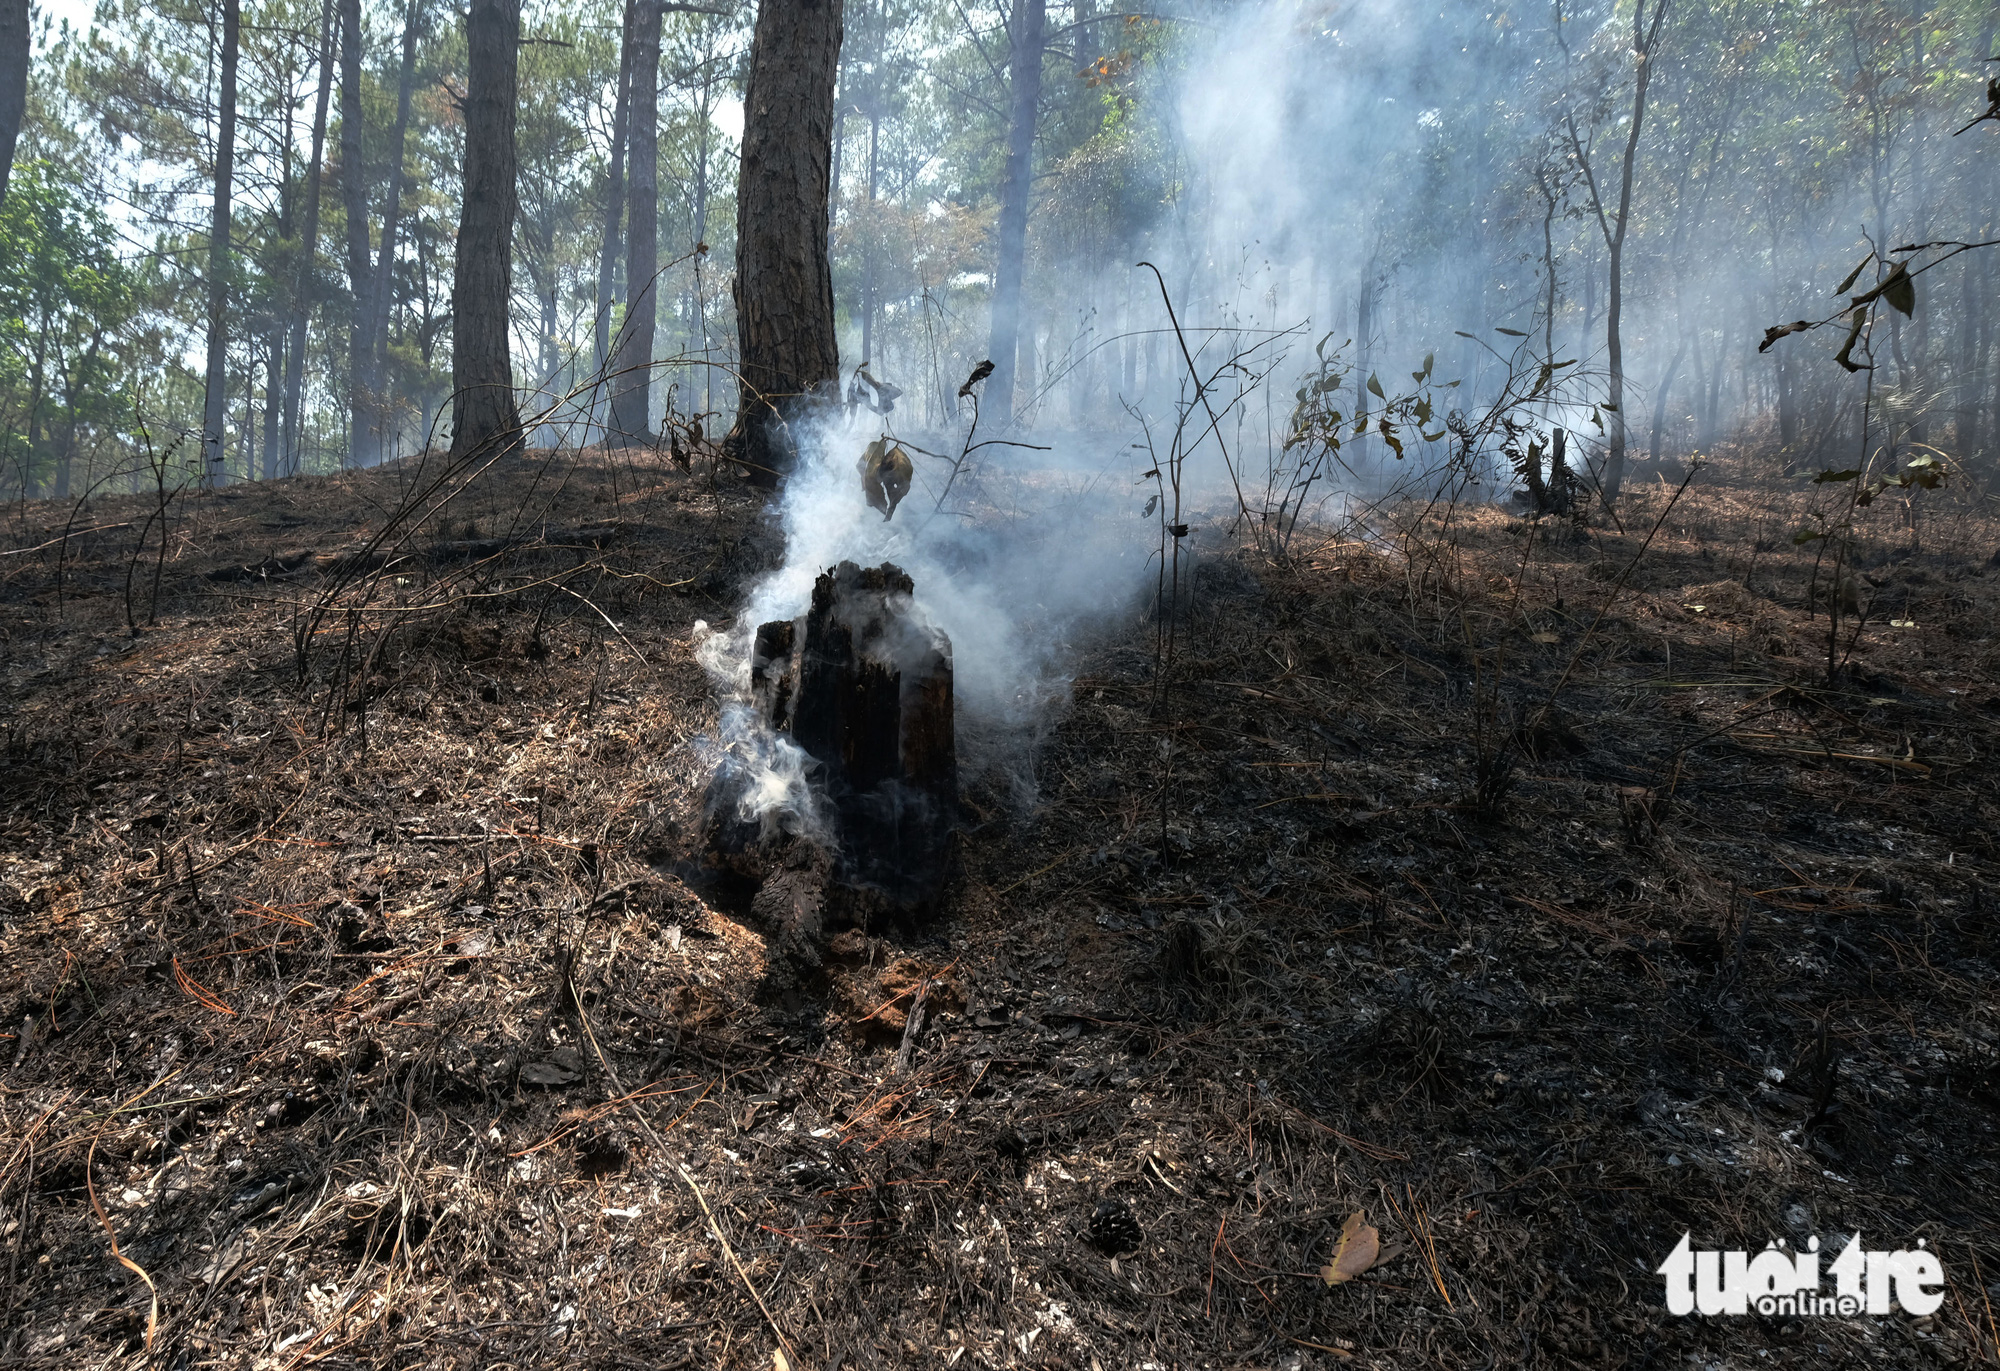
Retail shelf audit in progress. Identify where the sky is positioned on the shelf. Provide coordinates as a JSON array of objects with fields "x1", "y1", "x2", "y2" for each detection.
[
  {"x1": 35, "y1": 0, "x2": 95, "y2": 43},
  {"x1": 31, "y1": 0, "x2": 748, "y2": 141}
]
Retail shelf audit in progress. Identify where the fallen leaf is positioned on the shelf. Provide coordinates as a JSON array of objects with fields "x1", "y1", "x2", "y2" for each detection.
[
  {"x1": 1529, "y1": 632, "x2": 1560, "y2": 644},
  {"x1": 1320, "y1": 1209, "x2": 1381, "y2": 1285}
]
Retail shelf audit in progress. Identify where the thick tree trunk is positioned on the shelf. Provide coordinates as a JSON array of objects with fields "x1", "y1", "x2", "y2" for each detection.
[
  {"x1": 338, "y1": 0, "x2": 371, "y2": 467},
  {"x1": 985, "y1": 0, "x2": 1044, "y2": 425},
  {"x1": 609, "y1": 0, "x2": 662, "y2": 445},
  {"x1": 364, "y1": 0, "x2": 422, "y2": 464},
  {"x1": 731, "y1": 0, "x2": 843, "y2": 486},
  {"x1": 284, "y1": 0, "x2": 336, "y2": 476},
  {"x1": 448, "y1": 0, "x2": 522, "y2": 463},
  {"x1": 201, "y1": 0, "x2": 241, "y2": 490},
  {"x1": 0, "y1": 0, "x2": 27, "y2": 204},
  {"x1": 594, "y1": 0, "x2": 635, "y2": 392}
]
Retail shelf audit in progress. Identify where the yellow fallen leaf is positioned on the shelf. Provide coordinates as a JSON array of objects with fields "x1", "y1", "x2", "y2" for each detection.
[{"x1": 1320, "y1": 1209, "x2": 1381, "y2": 1285}]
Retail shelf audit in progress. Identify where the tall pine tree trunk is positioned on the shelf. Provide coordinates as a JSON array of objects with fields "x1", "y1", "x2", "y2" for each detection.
[
  {"x1": 268, "y1": 36, "x2": 297, "y2": 482},
  {"x1": 263, "y1": 325, "x2": 282, "y2": 479},
  {"x1": 860, "y1": 108, "x2": 877, "y2": 366},
  {"x1": 731, "y1": 0, "x2": 842, "y2": 486},
  {"x1": 0, "y1": 0, "x2": 27, "y2": 203},
  {"x1": 609, "y1": 0, "x2": 661, "y2": 445},
  {"x1": 284, "y1": 0, "x2": 335, "y2": 475},
  {"x1": 365, "y1": 0, "x2": 421, "y2": 464},
  {"x1": 201, "y1": 0, "x2": 241, "y2": 490},
  {"x1": 686, "y1": 62, "x2": 712, "y2": 358},
  {"x1": 339, "y1": 0, "x2": 372, "y2": 467},
  {"x1": 594, "y1": 0, "x2": 635, "y2": 423},
  {"x1": 1595, "y1": 0, "x2": 1668, "y2": 506},
  {"x1": 448, "y1": 0, "x2": 522, "y2": 464},
  {"x1": 985, "y1": 0, "x2": 1043, "y2": 425},
  {"x1": 1649, "y1": 339, "x2": 1687, "y2": 466}
]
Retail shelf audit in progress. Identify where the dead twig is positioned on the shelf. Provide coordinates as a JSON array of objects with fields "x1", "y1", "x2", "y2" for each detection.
[{"x1": 676, "y1": 1162, "x2": 801, "y2": 1369}]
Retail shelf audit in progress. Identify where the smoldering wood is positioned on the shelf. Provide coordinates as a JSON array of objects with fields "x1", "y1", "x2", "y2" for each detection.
[
  {"x1": 707, "y1": 561, "x2": 957, "y2": 948},
  {"x1": 1521, "y1": 427, "x2": 1573, "y2": 517},
  {"x1": 1521, "y1": 437, "x2": 1548, "y2": 511}
]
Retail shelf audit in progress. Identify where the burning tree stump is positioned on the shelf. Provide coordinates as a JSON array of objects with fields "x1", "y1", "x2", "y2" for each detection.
[{"x1": 709, "y1": 561, "x2": 957, "y2": 943}]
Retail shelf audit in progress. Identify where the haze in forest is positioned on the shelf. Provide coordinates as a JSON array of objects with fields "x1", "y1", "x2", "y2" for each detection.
[{"x1": 0, "y1": 0, "x2": 1991, "y2": 520}]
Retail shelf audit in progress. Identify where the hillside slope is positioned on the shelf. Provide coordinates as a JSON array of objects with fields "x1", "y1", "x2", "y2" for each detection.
[{"x1": 2, "y1": 446, "x2": 1997, "y2": 1369}]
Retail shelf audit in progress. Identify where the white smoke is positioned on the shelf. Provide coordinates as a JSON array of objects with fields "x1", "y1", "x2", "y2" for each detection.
[
  {"x1": 693, "y1": 701, "x2": 831, "y2": 845},
  {"x1": 697, "y1": 407, "x2": 1156, "y2": 809}
]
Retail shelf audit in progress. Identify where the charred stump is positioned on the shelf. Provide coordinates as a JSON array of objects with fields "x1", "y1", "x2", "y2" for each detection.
[{"x1": 708, "y1": 561, "x2": 957, "y2": 947}]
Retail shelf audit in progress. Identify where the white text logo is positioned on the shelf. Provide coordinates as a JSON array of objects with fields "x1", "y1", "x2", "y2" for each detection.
[{"x1": 1657, "y1": 1233, "x2": 1944, "y2": 1317}]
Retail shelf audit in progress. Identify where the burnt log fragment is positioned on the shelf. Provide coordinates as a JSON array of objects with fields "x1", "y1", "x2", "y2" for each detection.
[
  {"x1": 789, "y1": 561, "x2": 957, "y2": 915},
  {"x1": 706, "y1": 561, "x2": 956, "y2": 937}
]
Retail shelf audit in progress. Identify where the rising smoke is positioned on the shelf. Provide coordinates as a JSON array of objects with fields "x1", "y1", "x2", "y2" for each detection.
[{"x1": 696, "y1": 407, "x2": 1157, "y2": 826}]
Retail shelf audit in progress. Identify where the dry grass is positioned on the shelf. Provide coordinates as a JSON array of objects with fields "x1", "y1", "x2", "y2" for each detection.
[{"x1": 1, "y1": 440, "x2": 1997, "y2": 1369}]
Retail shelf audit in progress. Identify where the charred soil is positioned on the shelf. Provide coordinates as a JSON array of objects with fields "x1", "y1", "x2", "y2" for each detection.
[{"x1": 1, "y1": 445, "x2": 1997, "y2": 1369}]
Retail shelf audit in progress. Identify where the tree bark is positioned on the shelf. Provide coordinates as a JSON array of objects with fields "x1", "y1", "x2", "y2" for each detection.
[
  {"x1": 0, "y1": 0, "x2": 27, "y2": 204},
  {"x1": 338, "y1": 0, "x2": 371, "y2": 467},
  {"x1": 731, "y1": 0, "x2": 843, "y2": 486},
  {"x1": 1649, "y1": 338, "x2": 1687, "y2": 466},
  {"x1": 1974, "y1": 18, "x2": 1997, "y2": 472},
  {"x1": 1597, "y1": 0, "x2": 1668, "y2": 505},
  {"x1": 860, "y1": 107, "x2": 878, "y2": 366},
  {"x1": 448, "y1": 0, "x2": 522, "y2": 464},
  {"x1": 269, "y1": 30, "x2": 297, "y2": 482},
  {"x1": 262, "y1": 325, "x2": 281, "y2": 479},
  {"x1": 284, "y1": 0, "x2": 336, "y2": 476},
  {"x1": 687, "y1": 54, "x2": 714, "y2": 361},
  {"x1": 985, "y1": 0, "x2": 1044, "y2": 425},
  {"x1": 610, "y1": 0, "x2": 662, "y2": 445},
  {"x1": 1555, "y1": 0, "x2": 1666, "y2": 506},
  {"x1": 594, "y1": 0, "x2": 635, "y2": 394},
  {"x1": 201, "y1": 0, "x2": 241, "y2": 490},
  {"x1": 364, "y1": 0, "x2": 422, "y2": 463},
  {"x1": 241, "y1": 350, "x2": 255, "y2": 484},
  {"x1": 1775, "y1": 337, "x2": 1799, "y2": 452}
]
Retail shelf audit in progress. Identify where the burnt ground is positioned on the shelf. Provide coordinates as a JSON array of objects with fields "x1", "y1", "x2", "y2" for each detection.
[{"x1": 1, "y1": 441, "x2": 1998, "y2": 1370}]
